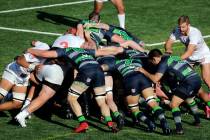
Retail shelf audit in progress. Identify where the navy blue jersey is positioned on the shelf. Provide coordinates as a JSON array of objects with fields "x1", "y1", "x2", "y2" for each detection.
[
  {"x1": 157, "y1": 55, "x2": 197, "y2": 83},
  {"x1": 115, "y1": 58, "x2": 142, "y2": 77},
  {"x1": 55, "y1": 48, "x2": 98, "y2": 69}
]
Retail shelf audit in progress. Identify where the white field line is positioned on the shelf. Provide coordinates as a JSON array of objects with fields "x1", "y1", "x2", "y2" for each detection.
[
  {"x1": 145, "y1": 35, "x2": 210, "y2": 47},
  {"x1": 0, "y1": 0, "x2": 94, "y2": 14},
  {"x1": 0, "y1": 26, "x2": 210, "y2": 47},
  {"x1": 0, "y1": 26, "x2": 62, "y2": 36}
]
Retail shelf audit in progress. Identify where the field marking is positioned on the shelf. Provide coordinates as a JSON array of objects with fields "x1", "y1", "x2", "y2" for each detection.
[
  {"x1": 0, "y1": 0, "x2": 94, "y2": 14},
  {"x1": 0, "y1": 26, "x2": 210, "y2": 47},
  {"x1": 0, "y1": 26, "x2": 62, "y2": 36},
  {"x1": 145, "y1": 35, "x2": 210, "y2": 47}
]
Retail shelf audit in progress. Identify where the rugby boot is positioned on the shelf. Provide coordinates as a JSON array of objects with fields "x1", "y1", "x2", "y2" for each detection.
[{"x1": 74, "y1": 122, "x2": 89, "y2": 133}]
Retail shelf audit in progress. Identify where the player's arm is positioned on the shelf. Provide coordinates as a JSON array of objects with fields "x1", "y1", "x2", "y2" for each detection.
[
  {"x1": 87, "y1": 46, "x2": 124, "y2": 57},
  {"x1": 164, "y1": 38, "x2": 174, "y2": 54},
  {"x1": 84, "y1": 31, "x2": 97, "y2": 49},
  {"x1": 181, "y1": 44, "x2": 195, "y2": 60},
  {"x1": 84, "y1": 22, "x2": 110, "y2": 30},
  {"x1": 76, "y1": 23, "x2": 85, "y2": 38},
  {"x1": 120, "y1": 40, "x2": 146, "y2": 52},
  {"x1": 96, "y1": 46, "x2": 124, "y2": 56},
  {"x1": 136, "y1": 67, "x2": 163, "y2": 83},
  {"x1": 27, "y1": 48, "x2": 58, "y2": 58}
]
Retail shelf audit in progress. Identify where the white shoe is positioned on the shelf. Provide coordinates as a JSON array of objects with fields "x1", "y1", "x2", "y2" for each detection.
[{"x1": 15, "y1": 113, "x2": 27, "y2": 128}]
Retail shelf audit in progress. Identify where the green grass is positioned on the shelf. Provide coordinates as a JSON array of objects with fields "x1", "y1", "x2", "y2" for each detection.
[{"x1": 1, "y1": 0, "x2": 210, "y2": 139}]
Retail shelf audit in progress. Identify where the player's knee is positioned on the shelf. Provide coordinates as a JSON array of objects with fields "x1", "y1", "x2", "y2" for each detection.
[
  {"x1": 68, "y1": 88, "x2": 81, "y2": 102},
  {"x1": 13, "y1": 92, "x2": 26, "y2": 103},
  {"x1": 128, "y1": 103, "x2": 139, "y2": 112},
  {"x1": 117, "y1": 6, "x2": 125, "y2": 14},
  {"x1": 170, "y1": 102, "x2": 179, "y2": 109},
  {"x1": 0, "y1": 87, "x2": 8, "y2": 99}
]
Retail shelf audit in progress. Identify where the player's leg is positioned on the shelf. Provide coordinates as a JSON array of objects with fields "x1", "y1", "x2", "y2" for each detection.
[
  {"x1": 105, "y1": 75, "x2": 124, "y2": 129},
  {"x1": 126, "y1": 94, "x2": 155, "y2": 132},
  {"x1": 201, "y1": 63, "x2": 210, "y2": 89},
  {"x1": 197, "y1": 87, "x2": 210, "y2": 118},
  {"x1": 16, "y1": 85, "x2": 56, "y2": 127},
  {"x1": 68, "y1": 81, "x2": 89, "y2": 133},
  {"x1": 111, "y1": 0, "x2": 125, "y2": 28},
  {"x1": 142, "y1": 87, "x2": 171, "y2": 134},
  {"x1": 185, "y1": 97, "x2": 200, "y2": 126},
  {"x1": 170, "y1": 95, "x2": 184, "y2": 134}
]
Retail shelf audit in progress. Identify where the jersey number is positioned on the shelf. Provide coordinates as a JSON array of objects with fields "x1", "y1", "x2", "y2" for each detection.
[{"x1": 60, "y1": 41, "x2": 69, "y2": 48}]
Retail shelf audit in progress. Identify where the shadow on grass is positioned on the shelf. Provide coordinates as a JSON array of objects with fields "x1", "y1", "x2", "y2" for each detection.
[{"x1": 36, "y1": 11, "x2": 81, "y2": 27}]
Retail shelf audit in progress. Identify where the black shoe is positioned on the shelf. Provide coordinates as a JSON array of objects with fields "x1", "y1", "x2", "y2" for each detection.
[
  {"x1": 160, "y1": 120, "x2": 171, "y2": 135},
  {"x1": 175, "y1": 123, "x2": 184, "y2": 135},
  {"x1": 193, "y1": 121, "x2": 200, "y2": 127},
  {"x1": 116, "y1": 114, "x2": 124, "y2": 130},
  {"x1": 107, "y1": 122, "x2": 119, "y2": 133},
  {"x1": 176, "y1": 128, "x2": 184, "y2": 135},
  {"x1": 66, "y1": 109, "x2": 73, "y2": 119}
]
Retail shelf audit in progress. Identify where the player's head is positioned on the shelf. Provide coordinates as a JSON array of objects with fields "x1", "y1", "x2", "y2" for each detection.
[
  {"x1": 65, "y1": 27, "x2": 77, "y2": 35},
  {"x1": 178, "y1": 15, "x2": 190, "y2": 35},
  {"x1": 148, "y1": 49, "x2": 163, "y2": 65},
  {"x1": 89, "y1": 12, "x2": 100, "y2": 22}
]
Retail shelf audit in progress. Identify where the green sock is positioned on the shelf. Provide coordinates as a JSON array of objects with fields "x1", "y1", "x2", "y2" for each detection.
[
  {"x1": 152, "y1": 106, "x2": 162, "y2": 113},
  {"x1": 188, "y1": 100, "x2": 196, "y2": 107},
  {"x1": 113, "y1": 111, "x2": 120, "y2": 118},
  {"x1": 207, "y1": 101, "x2": 210, "y2": 107},
  {"x1": 78, "y1": 115, "x2": 86, "y2": 123},
  {"x1": 172, "y1": 107, "x2": 181, "y2": 113},
  {"x1": 132, "y1": 111, "x2": 140, "y2": 118},
  {"x1": 155, "y1": 98, "x2": 161, "y2": 103},
  {"x1": 104, "y1": 116, "x2": 112, "y2": 123}
]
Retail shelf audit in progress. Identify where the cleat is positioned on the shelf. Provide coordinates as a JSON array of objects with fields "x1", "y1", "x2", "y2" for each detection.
[
  {"x1": 107, "y1": 121, "x2": 119, "y2": 133},
  {"x1": 160, "y1": 120, "x2": 171, "y2": 135},
  {"x1": 205, "y1": 106, "x2": 210, "y2": 119},
  {"x1": 115, "y1": 114, "x2": 124, "y2": 130},
  {"x1": 84, "y1": 105, "x2": 90, "y2": 116},
  {"x1": 175, "y1": 127, "x2": 184, "y2": 135},
  {"x1": 15, "y1": 113, "x2": 27, "y2": 128},
  {"x1": 74, "y1": 122, "x2": 89, "y2": 133},
  {"x1": 66, "y1": 109, "x2": 73, "y2": 119},
  {"x1": 192, "y1": 121, "x2": 201, "y2": 127}
]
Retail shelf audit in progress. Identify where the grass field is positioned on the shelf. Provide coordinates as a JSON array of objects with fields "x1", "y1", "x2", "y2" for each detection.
[{"x1": 1, "y1": 0, "x2": 210, "y2": 140}]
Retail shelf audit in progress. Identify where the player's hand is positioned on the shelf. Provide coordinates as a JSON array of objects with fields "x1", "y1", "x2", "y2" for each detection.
[
  {"x1": 84, "y1": 23, "x2": 95, "y2": 28},
  {"x1": 139, "y1": 41, "x2": 145, "y2": 47},
  {"x1": 35, "y1": 64, "x2": 43, "y2": 72},
  {"x1": 135, "y1": 67, "x2": 145, "y2": 74}
]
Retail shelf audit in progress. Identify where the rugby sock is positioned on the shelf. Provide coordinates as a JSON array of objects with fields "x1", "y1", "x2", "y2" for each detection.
[
  {"x1": 207, "y1": 101, "x2": 210, "y2": 107},
  {"x1": 188, "y1": 100, "x2": 200, "y2": 123},
  {"x1": 153, "y1": 106, "x2": 166, "y2": 121},
  {"x1": 172, "y1": 107, "x2": 182, "y2": 129},
  {"x1": 133, "y1": 111, "x2": 151, "y2": 124},
  {"x1": 118, "y1": 14, "x2": 125, "y2": 29},
  {"x1": 104, "y1": 116, "x2": 112, "y2": 123},
  {"x1": 78, "y1": 115, "x2": 86, "y2": 123},
  {"x1": 155, "y1": 98, "x2": 161, "y2": 104},
  {"x1": 113, "y1": 111, "x2": 120, "y2": 118}
]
